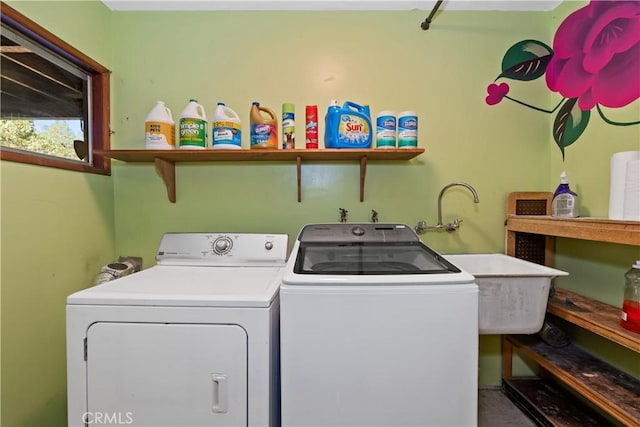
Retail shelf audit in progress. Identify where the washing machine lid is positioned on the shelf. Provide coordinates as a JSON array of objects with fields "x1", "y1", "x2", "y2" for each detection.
[
  {"x1": 67, "y1": 265, "x2": 283, "y2": 307},
  {"x1": 283, "y1": 223, "x2": 475, "y2": 285},
  {"x1": 293, "y1": 241, "x2": 460, "y2": 275}
]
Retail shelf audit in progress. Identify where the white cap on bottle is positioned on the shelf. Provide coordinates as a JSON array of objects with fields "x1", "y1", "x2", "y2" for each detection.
[{"x1": 560, "y1": 171, "x2": 569, "y2": 184}]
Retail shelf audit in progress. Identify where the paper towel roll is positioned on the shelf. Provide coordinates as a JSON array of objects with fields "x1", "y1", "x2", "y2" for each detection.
[
  {"x1": 623, "y1": 159, "x2": 640, "y2": 220},
  {"x1": 609, "y1": 151, "x2": 640, "y2": 220}
]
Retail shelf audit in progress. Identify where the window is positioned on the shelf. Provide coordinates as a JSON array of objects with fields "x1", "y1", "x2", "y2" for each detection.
[{"x1": 0, "y1": 2, "x2": 110, "y2": 174}]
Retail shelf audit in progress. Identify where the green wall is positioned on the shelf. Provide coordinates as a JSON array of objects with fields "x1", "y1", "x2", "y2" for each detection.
[
  {"x1": 110, "y1": 9, "x2": 552, "y2": 259},
  {"x1": 109, "y1": 8, "x2": 552, "y2": 388},
  {"x1": 546, "y1": 1, "x2": 640, "y2": 379},
  {"x1": 1, "y1": 2, "x2": 114, "y2": 426},
  {"x1": 548, "y1": 0, "x2": 640, "y2": 218}
]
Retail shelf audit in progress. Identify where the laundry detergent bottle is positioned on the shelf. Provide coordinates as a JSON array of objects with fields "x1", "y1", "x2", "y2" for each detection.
[
  {"x1": 212, "y1": 103, "x2": 242, "y2": 149},
  {"x1": 324, "y1": 100, "x2": 372, "y2": 149},
  {"x1": 250, "y1": 102, "x2": 278, "y2": 149},
  {"x1": 178, "y1": 99, "x2": 207, "y2": 149}
]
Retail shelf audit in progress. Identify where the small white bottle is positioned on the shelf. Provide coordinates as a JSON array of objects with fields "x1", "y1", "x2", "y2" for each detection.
[{"x1": 551, "y1": 171, "x2": 578, "y2": 217}]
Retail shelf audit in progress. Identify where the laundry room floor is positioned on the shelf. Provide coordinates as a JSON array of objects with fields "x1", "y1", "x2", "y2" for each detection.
[{"x1": 478, "y1": 388, "x2": 536, "y2": 426}]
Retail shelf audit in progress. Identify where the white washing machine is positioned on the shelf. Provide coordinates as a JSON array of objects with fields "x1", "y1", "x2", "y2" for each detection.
[
  {"x1": 280, "y1": 223, "x2": 478, "y2": 427},
  {"x1": 66, "y1": 232, "x2": 288, "y2": 427}
]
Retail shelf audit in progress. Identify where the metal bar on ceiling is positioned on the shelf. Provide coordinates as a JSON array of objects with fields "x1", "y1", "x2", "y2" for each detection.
[{"x1": 421, "y1": 0, "x2": 443, "y2": 31}]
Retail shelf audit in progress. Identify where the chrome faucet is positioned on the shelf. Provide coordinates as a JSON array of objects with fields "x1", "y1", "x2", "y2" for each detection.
[{"x1": 415, "y1": 182, "x2": 480, "y2": 234}]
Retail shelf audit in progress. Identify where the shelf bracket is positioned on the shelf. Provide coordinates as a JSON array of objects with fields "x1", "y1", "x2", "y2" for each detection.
[
  {"x1": 360, "y1": 156, "x2": 367, "y2": 202},
  {"x1": 296, "y1": 155, "x2": 302, "y2": 202},
  {"x1": 154, "y1": 157, "x2": 176, "y2": 203},
  {"x1": 97, "y1": 148, "x2": 424, "y2": 204}
]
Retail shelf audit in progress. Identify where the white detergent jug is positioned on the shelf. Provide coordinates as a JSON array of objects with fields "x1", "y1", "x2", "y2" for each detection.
[
  {"x1": 178, "y1": 99, "x2": 208, "y2": 149},
  {"x1": 212, "y1": 103, "x2": 242, "y2": 149},
  {"x1": 145, "y1": 101, "x2": 175, "y2": 149}
]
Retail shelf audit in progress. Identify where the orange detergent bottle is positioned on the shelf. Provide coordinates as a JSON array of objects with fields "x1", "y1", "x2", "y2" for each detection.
[{"x1": 250, "y1": 102, "x2": 278, "y2": 149}]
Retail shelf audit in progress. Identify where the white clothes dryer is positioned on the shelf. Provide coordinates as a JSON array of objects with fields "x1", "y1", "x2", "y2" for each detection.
[
  {"x1": 280, "y1": 223, "x2": 478, "y2": 427},
  {"x1": 67, "y1": 232, "x2": 288, "y2": 427}
]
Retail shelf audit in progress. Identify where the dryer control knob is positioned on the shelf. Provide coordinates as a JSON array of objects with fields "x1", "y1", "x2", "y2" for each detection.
[
  {"x1": 213, "y1": 236, "x2": 233, "y2": 255},
  {"x1": 265, "y1": 241, "x2": 274, "y2": 251}
]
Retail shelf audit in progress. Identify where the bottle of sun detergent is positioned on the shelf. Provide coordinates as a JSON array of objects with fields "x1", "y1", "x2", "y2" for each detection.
[{"x1": 324, "y1": 100, "x2": 372, "y2": 149}]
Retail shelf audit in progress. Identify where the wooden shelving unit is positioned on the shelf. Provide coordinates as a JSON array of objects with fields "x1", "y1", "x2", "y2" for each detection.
[
  {"x1": 502, "y1": 377, "x2": 612, "y2": 426},
  {"x1": 96, "y1": 148, "x2": 424, "y2": 203},
  {"x1": 548, "y1": 287, "x2": 640, "y2": 353},
  {"x1": 503, "y1": 192, "x2": 640, "y2": 426},
  {"x1": 506, "y1": 215, "x2": 640, "y2": 246},
  {"x1": 503, "y1": 335, "x2": 640, "y2": 426}
]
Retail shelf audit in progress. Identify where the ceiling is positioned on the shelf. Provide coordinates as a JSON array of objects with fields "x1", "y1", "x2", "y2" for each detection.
[{"x1": 101, "y1": 0, "x2": 563, "y2": 12}]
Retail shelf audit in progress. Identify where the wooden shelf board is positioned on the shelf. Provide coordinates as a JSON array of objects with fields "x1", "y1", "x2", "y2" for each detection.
[
  {"x1": 95, "y1": 148, "x2": 425, "y2": 162},
  {"x1": 548, "y1": 288, "x2": 640, "y2": 353},
  {"x1": 506, "y1": 335, "x2": 640, "y2": 426},
  {"x1": 503, "y1": 377, "x2": 614, "y2": 427},
  {"x1": 95, "y1": 148, "x2": 424, "y2": 203},
  {"x1": 506, "y1": 215, "x2": 640, "y2": 246}
]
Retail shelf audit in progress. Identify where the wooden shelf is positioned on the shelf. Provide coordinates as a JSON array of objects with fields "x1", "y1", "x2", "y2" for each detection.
[
  {"x1": 548, "y1": 288, "x2": 640, "y2": 353},
  {"x1": 96, "y1": 148, "x2": 424, "y2": 162},
  {"x1": 503, "y1": 335, "x2": 640, "y2": 426},
  {"x1": 503, "y1": 192, "x2": 640, "y2": 425},
  {"x1": 503, "y1": 378, "x2": 613, "y2": 426},
  {"x1": 96, "y1": 148, "x2": 424, "y2": 203},
  {"x1": 506, "y1": 215, "x2": 640, "y2": 246}
]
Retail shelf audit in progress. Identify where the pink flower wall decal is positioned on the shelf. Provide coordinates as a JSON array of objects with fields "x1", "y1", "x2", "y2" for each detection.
[
  {"x1": 485, "y1": 0, "x2": 640, "y2": 160},
  {"x1": 546, "y1": 0, "x2": 640, "y2": 110}
]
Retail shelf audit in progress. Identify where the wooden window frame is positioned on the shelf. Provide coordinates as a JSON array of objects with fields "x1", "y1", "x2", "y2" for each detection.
[{"x1": 0, "y1": 1, "x2": 111, "y2": 175}]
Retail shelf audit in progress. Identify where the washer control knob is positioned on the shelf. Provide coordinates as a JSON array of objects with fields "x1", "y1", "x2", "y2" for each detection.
[
  {"x1": 352, "y1": 226, "x2": 366, "y2": 236},
  {"x1": 265, "y1": 241, "x2": 274, "y2": 251},
  {"x1": 213, "y1": 236, "x2": 233, "y2": 255}
]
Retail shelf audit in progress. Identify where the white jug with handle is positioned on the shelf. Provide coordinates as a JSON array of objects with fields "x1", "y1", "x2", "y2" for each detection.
[
  {"x1": 145, "y1": 101, "x2": 175, "y2": 149},
  {"x1": 178, "y1": 99, "x2": 208, "y2": 149}
]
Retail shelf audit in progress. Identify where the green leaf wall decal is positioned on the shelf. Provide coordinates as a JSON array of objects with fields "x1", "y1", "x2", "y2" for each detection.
[
  {"x1": 553, "y1": 98, "x2": 590, "y2": 159},
  {"x1": 500, "y1": 40, "x2": 553, "y2": 81}
]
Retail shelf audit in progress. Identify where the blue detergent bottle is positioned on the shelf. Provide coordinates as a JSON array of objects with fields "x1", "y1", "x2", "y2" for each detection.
[{"x1": 324, "y1": 100, "x2": 373, "y2": 149}]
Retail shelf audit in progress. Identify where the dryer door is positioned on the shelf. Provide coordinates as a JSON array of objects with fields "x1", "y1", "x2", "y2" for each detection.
[{"x1": 86, "y1": 322, "x2": 247, "y2": 426}]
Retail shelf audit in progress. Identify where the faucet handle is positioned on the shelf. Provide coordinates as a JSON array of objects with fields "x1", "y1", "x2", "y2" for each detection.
[
  {"x1": 415, "y1": 221, "x2": 428, "y2": 235},
  {"x1": 445, "y1": 218, "x2": 463, "y2": 232}
]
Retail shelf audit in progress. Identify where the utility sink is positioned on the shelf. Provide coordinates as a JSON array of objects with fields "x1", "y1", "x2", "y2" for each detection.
[{"x1": 444, "y1": 253, "x2": 568, "y2": 335}]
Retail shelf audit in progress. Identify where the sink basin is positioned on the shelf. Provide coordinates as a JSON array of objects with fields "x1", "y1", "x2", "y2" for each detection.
[{"x1": 444, "y1": 253, "x2": 568, "y2": 335}]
